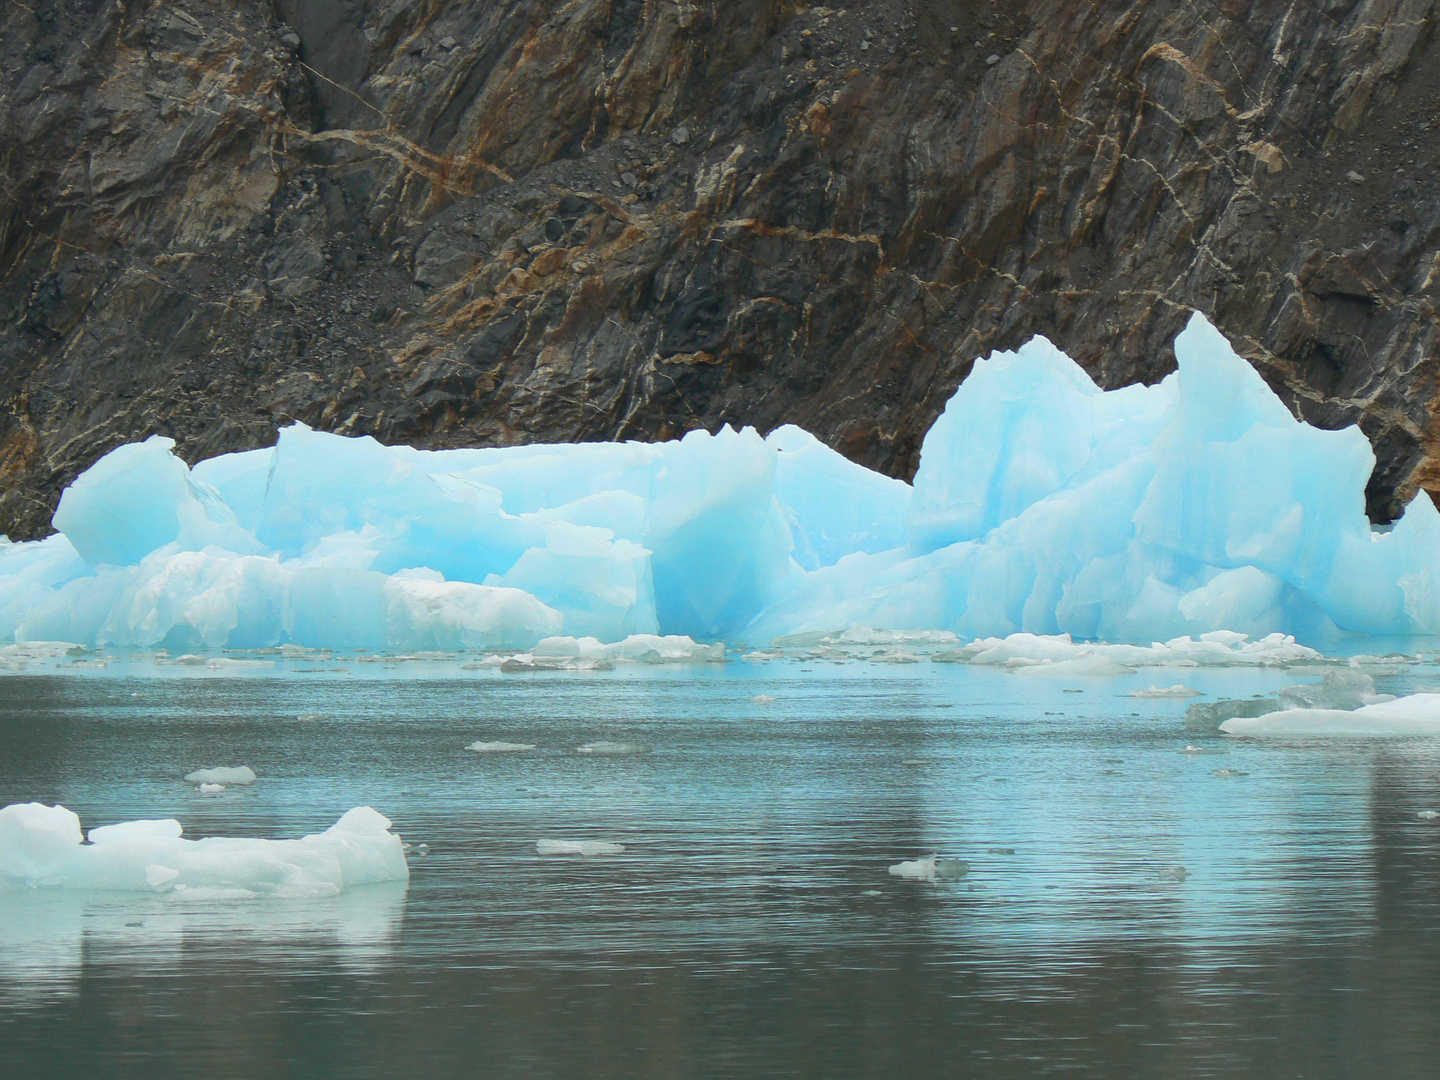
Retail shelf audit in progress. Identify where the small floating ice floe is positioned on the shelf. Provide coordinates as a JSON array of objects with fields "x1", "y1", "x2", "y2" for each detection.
[
  {"x1": 536, "y1": 839, "x2": 625, "y2": 856},
  {"x1": 888, "y1": 855, "x2": 969, "y2": 881},
  {"x1": 198, "y1": 783, "x2": 225, "y2": 794},
  {"x1": 1220, "y1": 693, "x2": 1440, "y2": 737},
  {"x1": 576, "y1": 741, "x2": 648, "y2": 755},
  {"x1": 1159, "y1": 865, "x2": 1190, "y2": 883},
  {"x1": 1418, "y1": 810, "x2": 1439, "y2": 820},
  {"x1": 751, "y1": 694, "x2": 777, "y2": 704},
  {"x1": 466, "y1": 741, "x2": 536, "y2": 753},
  {"x1": 296, "y1": 712, "x2": 325, "y2": 722},
  {"x1": 183, "y1": 766, "x2": 257, "y2": 785},
  {"x1": 205, "y1": 658, "x2": 275, "y2": 670},
  {"x1": 0, "y1": 803, "x2": 407, "y2": 893},
  {"x1": 1130, "y1": 685, "x2": 1202, "y2": 699},
  {"x1": 1008, "y1": 654, "x2": 1136, "y2": 677},
  {"x1": 1178, "y1": 745, "x2": 1226, "y2": 756}
]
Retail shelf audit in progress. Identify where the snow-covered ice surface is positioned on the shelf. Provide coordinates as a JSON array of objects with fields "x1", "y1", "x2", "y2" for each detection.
[
  {"x1": 5, "y1": 314, "x2": 1440, "y2": 658},
  {"x1": 0, "y1": 804, "x2": 408, "y2": 895}
]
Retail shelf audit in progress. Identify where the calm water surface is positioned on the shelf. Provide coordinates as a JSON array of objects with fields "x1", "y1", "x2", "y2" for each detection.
[{"x1": 3, "y1": 654, "x2": 1440, "y2": 1078}]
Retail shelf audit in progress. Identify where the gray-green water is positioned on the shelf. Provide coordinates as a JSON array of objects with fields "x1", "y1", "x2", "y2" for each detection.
[{"x1": 4, "y1": 655, "x2": 1440, "y2": 1078}]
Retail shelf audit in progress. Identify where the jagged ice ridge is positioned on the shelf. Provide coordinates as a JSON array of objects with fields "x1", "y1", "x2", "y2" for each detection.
[{"x1": 1, "y1": 314, "x2": 1437, "y2": 651}]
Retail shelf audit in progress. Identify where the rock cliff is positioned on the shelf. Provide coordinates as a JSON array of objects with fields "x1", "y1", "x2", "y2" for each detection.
[{"x1": 3, "y1": 0, "x2": 1439, "y2": 539}]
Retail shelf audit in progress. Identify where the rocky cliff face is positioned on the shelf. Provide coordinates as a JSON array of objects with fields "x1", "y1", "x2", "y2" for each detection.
[{"x1": 3, "y1": 0, "x2": 1439, "y2": 539}]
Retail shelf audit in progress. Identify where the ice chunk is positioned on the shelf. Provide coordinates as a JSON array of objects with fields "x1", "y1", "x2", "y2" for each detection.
[
  {"x1": 1220, "y1": 693, "x2": 1440, "y2": 736},
  {"x1": 1186, "y1": 697, "x2": 1279, "y2": 730},
  {"x1": 1277, "y1": 669, "x2": 1387, "y2": 711},
  {"x1": 1130, "y1": 685, "x2": 1201, "y2": 698},
  {"x1": 54, "y1": 437, "x2": 260, "y2": 567},
  {"x1": 199, "y1": 783, "x2": 225, "y2": 794},
  {"x1": 183, "y1": 766, "x2": 257, "y2": 785},
  {"x1": 751, "y1": 694, "x2": 777, "y2": 704},
  {"x1": 535, "y1": 839, "x2": 626, "y2": 856},
  {"x1": 934, "y1": 631, "x2": 1318, "y2": 668},
  {"x1": 0, "y1": 804, "x2": 84, "y2": 880},
  {"x1": 1159, "y1": 865, "x2": 1190, "y2": 882},
  {"x1": 466, "y1": 741, "x2": 536, "y2": 752},
  {"x1": 887, "y1": 855, "x2": 969, "y2": 881},
  {"x1": 0, "y1": 804, "x2": 407, "y2": 894},
  {"x1": 1008, "y1": 654, "x2": 1136, "y2": 677}
]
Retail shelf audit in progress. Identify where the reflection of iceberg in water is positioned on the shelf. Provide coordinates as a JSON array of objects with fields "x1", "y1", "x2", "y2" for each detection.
[{"x1": 0, "y1": 881, "x2": 407, "y2": 1007}]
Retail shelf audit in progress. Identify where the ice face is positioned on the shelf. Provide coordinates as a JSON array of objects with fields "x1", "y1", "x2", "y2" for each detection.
[
  {"x1": 6, "y1": 313, "x2": 1440, "y2": 651},
  {"x1": 0, "y1": 803, "x2": 408, "y2": 895}
]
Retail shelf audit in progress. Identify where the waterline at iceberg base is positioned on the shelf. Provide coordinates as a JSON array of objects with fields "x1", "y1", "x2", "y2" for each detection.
[{"x1": 2, "y1": 313, "x2": 1437, "y2": 653}]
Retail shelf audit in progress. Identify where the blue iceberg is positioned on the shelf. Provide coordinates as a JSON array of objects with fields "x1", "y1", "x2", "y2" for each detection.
[{"x1": 1, "y1": 313, "x2": 1436, "y2": 652}]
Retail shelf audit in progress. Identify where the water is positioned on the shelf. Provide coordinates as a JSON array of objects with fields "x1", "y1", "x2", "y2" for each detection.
[{"x1": 4, "y1": 653, "x2": 1440, "y2": 1078}]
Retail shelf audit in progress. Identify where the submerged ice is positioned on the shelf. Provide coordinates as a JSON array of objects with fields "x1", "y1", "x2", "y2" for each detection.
[{"x1": 3, "y1": 312, "x2": 1439, "y2": 651}]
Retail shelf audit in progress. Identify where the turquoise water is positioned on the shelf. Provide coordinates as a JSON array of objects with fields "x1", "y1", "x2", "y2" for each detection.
[{"x1": 3, "y1": 654, "x2": 1440, "y2": 1078}]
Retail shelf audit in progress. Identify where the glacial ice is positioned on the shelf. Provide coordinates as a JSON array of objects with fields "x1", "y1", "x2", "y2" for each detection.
[
  {"x1": 0, "y1": 804, "x2": 408, "y2": 895},
  {"x1": 1219, "y1": 693, "x2": 1440, "y2": 736},
  {"x1": 5, "y1": 312, "x2": 1440, "y2": 652}
]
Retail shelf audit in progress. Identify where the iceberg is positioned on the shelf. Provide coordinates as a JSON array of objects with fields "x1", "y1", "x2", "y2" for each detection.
[
  {"x1": 4, "y1": 312, "x2": 1439, "y2": 651},
  {"x1": 0, "y1": 803, "x2": 408, "y2": 895}
]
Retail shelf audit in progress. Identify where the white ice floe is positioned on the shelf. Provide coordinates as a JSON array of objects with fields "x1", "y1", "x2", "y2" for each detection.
[
  {"x1": 198, "y1": 783, "x2": 225, "y2": 794},
  {"x1": 183, "y1": 766, "x2": 256, "y2": 786},
  {"x1": 934, "y1": 631, "x2": 1319, "y2": 668},
  {"x1": 0, "y1": 804, "x2": 408, "y2": 894},
  {"x1": 1008, "y1": 654, "x2": 1136, "y2": 677},
  {"x1": 751, "y1": 694, "x2": 777, "y2": 704},
  {"x1": 535, "y1": 839, "x2": 625, "y2": 856},
  {"x1": 487, "y1": 633, "x2": 724, "y2": 671},
  {"x1": 1220, "y1": 693, "x2": 1440, "y2": 736},
  {"x1": 465, "y1": 741, "x2": 536, "y2": 753},
  {"x1": 1130, "y1": 685, "x2": 1202, "y2": 698},
  {"x1": 887, "y1": 855, "x2": 969, "y2": 881}
]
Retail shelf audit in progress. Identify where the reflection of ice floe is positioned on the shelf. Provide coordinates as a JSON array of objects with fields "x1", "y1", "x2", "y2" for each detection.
[
  {"x1": 0, "y1": 880, "x2": 407, "y2": 1007},
  {"x1": 466, "y1": 741, "x2": 536, "y2": 753},
  {"x1": 576, "y1": 742, "x2": 649, "y2": 756},
  {"x1": 536, "y1": 839, "x2": 625, "y2": 856},
  {"x1": 1221, "y1": 693, "x2": 1440, "y2": 737},
  {"x1": 0, "y1": 803, "x2": 408, "y2": 895}
]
